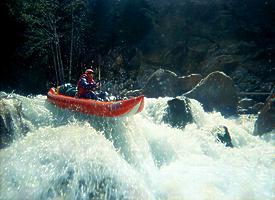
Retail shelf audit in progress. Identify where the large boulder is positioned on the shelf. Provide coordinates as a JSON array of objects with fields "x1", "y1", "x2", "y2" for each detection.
[
  {"x1": 163, "y1": 97, "x2": 193, "y2": 128},
  {"x1": 177, "y1": 74, "x2": 203, "y2": 94},
  {"x1": 184, "y1": 71, "x2": 238, "y2": 117},
  {"x1": 253, "y1": 93, "x2": 275, "y2": 136},
  {"x1": 143, "y1": 69, "x2": 179, "y2": 98}
]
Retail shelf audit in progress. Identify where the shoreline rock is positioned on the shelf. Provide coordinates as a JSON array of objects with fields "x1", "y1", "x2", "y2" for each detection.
[
  {"x1": 184, "y1": 71, "x2": 238, "y2": 117},
  {"x1": 253, "y1": 92, "x2": 275, "y2": 136}
]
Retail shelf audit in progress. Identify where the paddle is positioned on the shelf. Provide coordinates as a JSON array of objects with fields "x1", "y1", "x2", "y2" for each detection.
[
  {"x1": 98, "y1": 65, "x2": 101, "y2": 92},
  {"x1": 98, "y1": 55, "x2": 102, "y2": 91}
]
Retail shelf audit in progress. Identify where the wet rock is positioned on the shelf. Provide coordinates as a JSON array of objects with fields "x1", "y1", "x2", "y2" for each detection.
[
  {"x1": 211, "y1": 126, "x2": 233, "y2": 148},
  {"x1": 253, "y1": 93, "x2": 275, "y2": 135},
  {"x1": 251, "y1": 102, "x2": 265, "y2": 114},
  {"x1": 0, "y1": 92, "x2": 9, "y2": 98},
  {"x1": 0, "y1": 114, "x2": 11, "y2": 147},
  {"x1": 0, "y1": 98, "x2": 29, "y2": 148},
  {"x1": 238, "y1": 98, "x2": 256, "y2": 109},
  {"x1": 143, "y1": 69, "x2": 179, "y2": 98},
  {"x1": 121, "y1": 89, "x2": 143, "y2": 98},
  {"x1": 238, "y1": 102, "x2": 267, "y2": 115},
  {"x1": 237, "y1": 98, "x2": 258, "y2": 114},
  {"x1": 177, "y1": 74, "x2": 203, "y2": 94},
  {"x1": 237, "y1": 108, "x2": 250, "y2": 115},
  {"x1": 163, "y1": 97, "x2": 193, "y2": 128},
  {"x1": 184, "y1": 71, "x2": 238, "y2": 117}
]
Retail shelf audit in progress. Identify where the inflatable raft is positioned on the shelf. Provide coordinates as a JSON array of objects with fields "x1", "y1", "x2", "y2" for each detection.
[{"x1": 47, "y1": 88, "x2": 144, "y2": 117}]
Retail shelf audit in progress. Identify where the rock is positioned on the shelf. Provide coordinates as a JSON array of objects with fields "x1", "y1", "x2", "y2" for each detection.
[
  {"x1": 143, "y1": 69, "x2": 179, "y2": 98},
  {"x1": 0, "y1": 114, "x2": 12, "y2": 148},
  {"x1": 203, "y1": 55, "x2": 239, "y2": 75},
  {"x1": 253, "y1": 94, "x2": 275, "y2": 135},
  {"x1": 142, "y1": 69, "x2": 203, "y2": 98},
  {"x1": 0, "y1": 92, "x2": 8, "y2": 98},
  {"x1": 251, "y1": 102, "x2": 264, "y2": 114},
  {"x1": 238, "y1": 98, "x2": 256, "y2": 109},
  {"x1": 184, "y1": 71, "x2": 238, "y2": 117},
  {"x1": 211, "y1": 126, "x2": 233, "y2": 148},
  {"x1": 163, "y1": 97, "x2": 193, "y2": 128},
  {"x1": 231, "y1": 67, "x2": 263, "y2": 93},
  {"x1": 121, "y1": 89, "x2": 143, "y2": 98},
  {"x1": 238, "y1": 101, "x2": 265, "y2": 115},
  {"x1": 237, "y1": 108, "x2": 250, "y2": 115},
  {"x1": 177, "y1": 74, "x2": 203, "y2": 94},
  {"x1": 0, "y1": 98, "x2": 29, "y2": 148}
]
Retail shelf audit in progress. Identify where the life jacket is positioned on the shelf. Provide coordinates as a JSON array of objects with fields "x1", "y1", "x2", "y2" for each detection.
[{"x1": 77, "y1": 74, "x2": 96, "y2": 97}]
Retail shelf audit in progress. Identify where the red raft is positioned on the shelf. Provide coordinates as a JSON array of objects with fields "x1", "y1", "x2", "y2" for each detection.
[{"x1": 47, "y1": 88, "x2": 144, "y2": 117}]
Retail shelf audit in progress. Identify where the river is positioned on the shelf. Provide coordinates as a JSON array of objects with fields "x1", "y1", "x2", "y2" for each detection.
[{"x1": 0, "y1": 94, "x2": 274, "y2": 200}]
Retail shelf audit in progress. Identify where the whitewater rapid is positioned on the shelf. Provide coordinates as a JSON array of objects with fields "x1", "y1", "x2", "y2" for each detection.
[{"x1": 0, "y1": 94, "x2": 274, "y2": 200}]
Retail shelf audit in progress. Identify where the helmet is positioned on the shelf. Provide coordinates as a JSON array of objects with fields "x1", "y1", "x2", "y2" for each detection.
[{"x1": 85, "y1": 69, "x2": 94, "y2": 74}]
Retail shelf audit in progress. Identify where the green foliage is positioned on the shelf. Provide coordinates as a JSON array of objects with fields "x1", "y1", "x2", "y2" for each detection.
[{"x1": 6, "y1": 0, "x2": 155, "y2": 90}]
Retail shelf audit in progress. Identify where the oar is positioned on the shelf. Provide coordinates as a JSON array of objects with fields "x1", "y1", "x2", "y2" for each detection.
[
  {"x1": 98, "y1": 55, "x2": 102, "y2": 91},
  {"x1": 98, "y1": 64, "x2": 101, "y2": 91}
]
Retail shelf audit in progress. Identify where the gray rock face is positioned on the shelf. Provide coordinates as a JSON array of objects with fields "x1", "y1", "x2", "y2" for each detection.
[
  {"x1": 254, "y1": 94, "x2": 275, "y2": 136},
  {"x1": 143, "y1": 69, "x2": 179, "y2": 98},
  {"x1": 163, "y1": 97, "x2": 193, "y2": 128},
  {"x1": 184, "y1": 71, "x2": 238, "y2": 117}
]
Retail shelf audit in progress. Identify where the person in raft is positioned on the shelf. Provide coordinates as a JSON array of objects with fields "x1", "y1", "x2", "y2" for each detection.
[{"x1": 77, "y1": 68, "x2": 108, "y2": 101}]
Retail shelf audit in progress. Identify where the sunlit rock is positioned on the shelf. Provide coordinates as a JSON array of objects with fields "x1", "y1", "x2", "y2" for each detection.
[
  {"x1": 238, "y1": 98, "x2": 256, "y2": 109},
  {"x1": 163, "y1": 97, "x2": 193, "y2": 128},
  {"x1": 121, "y1": 89, "x2": 143, "y2": 98},
  {"x1": 143, "y1": 69, "x2": 179, "y2": 98},
  {"x1": 177, "y1": 74, "x2": 203, "y2": 94},
  {"x1": 253, "y1": 92, "x2": 275, "y2": 136},
  {"x1": 184, "y1": 71, "x2": 238, "y2": 117}
]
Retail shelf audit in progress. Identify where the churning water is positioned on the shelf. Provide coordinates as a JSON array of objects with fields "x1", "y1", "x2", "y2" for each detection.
[{"x1": 0, "y1": 94, "x2": 274, "y2": 200}]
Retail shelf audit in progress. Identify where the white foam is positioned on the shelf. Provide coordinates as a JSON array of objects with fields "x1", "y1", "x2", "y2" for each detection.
[{"x1": 0, "y1": 94, "x2": 274, "y2": 199}]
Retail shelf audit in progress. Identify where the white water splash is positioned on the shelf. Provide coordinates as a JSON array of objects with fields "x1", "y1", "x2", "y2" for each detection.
[{"x1": 0, "y1": 95, "x2": 274, "y2": 200}]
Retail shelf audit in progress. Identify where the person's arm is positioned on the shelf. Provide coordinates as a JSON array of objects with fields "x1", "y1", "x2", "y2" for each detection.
[{"x1": 80, "y1": 77, "x2": 97, "y2": 90}]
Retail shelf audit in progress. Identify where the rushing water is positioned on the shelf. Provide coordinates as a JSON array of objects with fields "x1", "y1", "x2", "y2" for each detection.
[{"x1": 0, "y1": 94, "x2": 274, "y2": 200}]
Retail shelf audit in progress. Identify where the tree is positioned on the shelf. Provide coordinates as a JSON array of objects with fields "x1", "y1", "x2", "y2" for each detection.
[{"x1": 8, "y1": 0, "x2": 91, "y2": 84}]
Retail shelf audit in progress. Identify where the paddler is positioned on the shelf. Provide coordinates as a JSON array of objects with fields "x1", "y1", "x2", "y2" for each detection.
[
  {"x1": 76, "y1": 68, "x2": 108, "y2": 101},
  {"x1": 76, "y1": 68, "x2": 100, "y2": 99}
]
